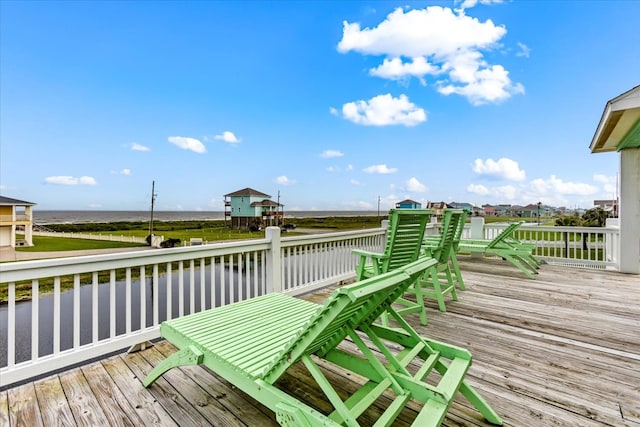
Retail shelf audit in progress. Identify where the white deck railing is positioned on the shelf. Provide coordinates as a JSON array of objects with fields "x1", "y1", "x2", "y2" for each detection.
[
  {"x1": 477, "y1": 222, "x2": 620, "y2": 270},
  {"x1": 0, "y1": 227, "x2": 385, "y2": 387},
  {"x1": 0, "y1": 221, "x2": 620, "y2": 388}
]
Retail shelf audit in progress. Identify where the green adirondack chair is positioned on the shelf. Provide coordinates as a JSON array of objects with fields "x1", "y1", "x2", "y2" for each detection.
[
  {"x1": 410, "y1": 209, "x2": 466, "y2": 313},
  {"x1": 457, "y1": 222, "x2": 540, "y2": 279},
  {"x1": 353, "y1": 208, "x2": 432, "y2": 281},
  {"x1": 143, "y1": 257, "x2": 502, "y2": 427},
  {"x1": 423, "y1": 209, "x2": 468, "y2": 291}
]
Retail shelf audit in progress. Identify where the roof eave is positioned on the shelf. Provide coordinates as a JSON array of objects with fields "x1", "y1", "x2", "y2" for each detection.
[{"x1": 590, "y1": 85, "x2": 640, "y2": 153}]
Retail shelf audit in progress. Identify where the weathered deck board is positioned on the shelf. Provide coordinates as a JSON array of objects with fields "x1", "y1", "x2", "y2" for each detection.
[
  {"x1": 7, "y1": 382, "x2": 44, "y2": 427},
  {"x1": 1, "y1": 259, "x2": 639, "y2": 426},
  {"x1": 32, "y1": 376, "x2": 75, "y2": 426}
]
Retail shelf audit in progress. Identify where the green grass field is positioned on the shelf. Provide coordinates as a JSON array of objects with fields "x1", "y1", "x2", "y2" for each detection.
[{"x1": 16, "y1": 236, "x2": 145, "y2": 252}]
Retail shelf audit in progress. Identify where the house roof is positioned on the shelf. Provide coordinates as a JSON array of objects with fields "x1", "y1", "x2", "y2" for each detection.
[
  {"x1": 0, "y1": 195, "x2": 36, "y2": 206},
  {"x1": 397, "y1": 199, "x2": 420, "y2": 205},
  {"x1": 427, "y1": 201, "x2": 449, "y2": 209},
  {"x1": 224, "y1": 187, "x2": 271, "y2": 198},
  {"x1": 590, "y1": 85, "x2": 640, "y2": 153},
  {"x1": 250, "y1": 199, "x2": 282, "y2": 207}
]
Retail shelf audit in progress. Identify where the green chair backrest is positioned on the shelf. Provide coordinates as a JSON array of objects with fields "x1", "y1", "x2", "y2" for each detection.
[
  {"x1": 451, "y1": 209, "x2": 468, "y2": 251},
  {"x1": 382, "y1": 209, "x2": 432, "y2": 272},
  {"x1": 262, "y1": 257, "x2": 436, "y2": 382},
  {"x1": 486, "y1": 221, "x2": 523, "y2": 249},
  {"x1": 431, "y1": 209, "x2": 465, "y2": 264}
]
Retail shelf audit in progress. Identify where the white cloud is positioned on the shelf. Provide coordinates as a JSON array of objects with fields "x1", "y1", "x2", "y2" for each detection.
[
  {"x1": 326, "y1": 166, "x2": 338, "y2": 172},
  {"x1": 44, "y1": 176, "x2": 98, "y2": 185},
  {"x1": 472, "y1": 157, "x2": 526, "y2": 181},
  {"x1": 466, "y1": 183, "x2": 490, "y2": 195},
  {"x1": 406, "y1": 177, "x2": 427, "y2": 192},
  {"x1": 350, "y1": 179, "x2": 361, "y2": 185},
  {"x1": 370, "y1": 57, "x2": 441, "y2": 85},
  {"x1": 168, "y1": 136, "x2": 206, "y2": 154},
  {"x1": 516, "y1": 42, "x2": 531, "y2": 58},
  {"x1": 437, "y1": 61, "x2": 524, "y2": 106},
  {"x1": 346, "y1": 164, "x2": 354, "y2": 171},
  {"x1": 530, "y1": 175, "x2": 598, "y2": 196},
  {"x1": 214, "y1": 131, "x2": 241, "y2": 144},
  {"x1": 130, "y1": 142, "x2": 150, "y2": 152},
  {"x1": 337, "y1": 6, "x2": 523, "y2": 105},
  {"x1": 341, "y1": 93, "x2": 426, "y2": 126},
  {"x1": 593, "y1": 174, "x2": 617, "y2": 195},
  {"x1": 457, "y1": 0, "x2": 504, "y2": 10},
  {"x1": 495, "y1": 185, "x2": 518, "y2": 200},
  {"x1": 363, "y1": 164, "x2": 398, "y2": 174},
  {"x1": 275, "y1": 175, "x2": 296, "y2": 185},
  {"x1": 111, "y1": 168, "x2": 131, "y2": 175},
  {"x1": 321, "y1": 149, "x2": 344, "y2": 158}
]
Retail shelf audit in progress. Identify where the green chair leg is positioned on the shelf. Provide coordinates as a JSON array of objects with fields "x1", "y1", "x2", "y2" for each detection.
[
  {"x1": 143, "y1": 345, "x2": 203, "y2": 387},
  {"x1": 458, "y1": 380, "x2": 503, "y2": 425}
]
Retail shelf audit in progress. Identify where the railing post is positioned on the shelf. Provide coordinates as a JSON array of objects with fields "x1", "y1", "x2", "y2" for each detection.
[
  {"x1": 470, "y1": 217, "x2": 484, "y2": 258},
  {"x1": 605, "y1": 218, "x2": 620, "y2": 267},
  {"x1": 265, "y1": 226, "x2": 282, "y2": 293}
]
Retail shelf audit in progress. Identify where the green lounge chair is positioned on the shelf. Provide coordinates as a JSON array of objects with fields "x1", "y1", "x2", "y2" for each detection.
[
  {"x1": 143, "y1": 258, "x2": 503, "y2": 427},
  {"x1": 423, "y1": 209, "x2": 468, "y2": 292},
  {"x1": 412, "y1": 209, "x2": 466, "y2": 313},
  {"x1": 458, "y1": 222, "x2": 540, "y2": 279},
  {"x1": 353, "y1": 208, "x2": 432, "y2": 281}
]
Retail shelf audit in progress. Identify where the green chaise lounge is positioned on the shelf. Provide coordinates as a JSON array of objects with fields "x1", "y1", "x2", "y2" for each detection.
[
  {"x1": 143, "y1": 257, "x2": 503, "y2": 427},
  {"x1": 457, "y1": 222, "x2": 540, "y2": 279}
]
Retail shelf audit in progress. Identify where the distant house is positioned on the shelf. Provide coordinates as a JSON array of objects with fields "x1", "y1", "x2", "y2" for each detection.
[
  {"x1": 395, "y1": 199, "x2": 421, "y2": 209},
  {"x1": 448, "y1": 202, "x2": 473, "y2": 213},
  {"x1": 0, "y1": 195, "x2": 36, "y2": 248},
  {"x1": 224, "y1": 188, "x2": 283, "y2": 230},
  {"x1": 594, "y1": 199, "x2": 618, "y2": 217},
  {"x1": 426, "y1": 201, "x2": 449, "y2": 220},
  {"x1": 482, "y1": 205, "x2": 496, "y2": 217},
  {"x1": 471, "y1": 205, "x2": 485, "y2": 217},
  {"x1": 516, "y1": 203, "x2": 547, "y2": 218},
  {"x1": 494, "y1": 204, "x2": 512, "y2": 216}
]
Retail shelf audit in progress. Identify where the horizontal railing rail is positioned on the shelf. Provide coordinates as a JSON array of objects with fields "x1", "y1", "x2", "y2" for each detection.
[
  {"x1": 0, "y1": 226, "x2": 386, "y2": 388},
  {"x1": 0, "y1": 215, "x2": 32, "y2": 222}
]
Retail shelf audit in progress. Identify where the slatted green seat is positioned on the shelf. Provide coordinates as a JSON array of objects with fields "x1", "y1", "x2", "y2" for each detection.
[
  {"x1": 144, "y1": 258, "x2": 502, "y2": 427},
  {"x1": 457, "y1": 222, "x2": 540, "y2": 279},
  {"x1": 353, "y1": 208, "x2": 432, "y2": 281}
]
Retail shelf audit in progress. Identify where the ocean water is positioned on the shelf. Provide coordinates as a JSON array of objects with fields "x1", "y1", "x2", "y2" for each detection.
[{"x1": 33, "y1": 210, "x2": 381, "y2": 224}]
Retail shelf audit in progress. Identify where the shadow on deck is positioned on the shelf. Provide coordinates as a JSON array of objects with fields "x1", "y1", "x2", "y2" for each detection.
[{"x1": 1, "y1": 257, "x2": 639, "y2": 426}]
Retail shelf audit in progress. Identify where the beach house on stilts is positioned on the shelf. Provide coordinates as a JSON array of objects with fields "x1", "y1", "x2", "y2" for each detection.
[
  {"x1": 224, "y1": 187, "x2": 283, "y2": 230},
  {"x1": 0, "y1": 195, "x2": 36, "y2": 248}
]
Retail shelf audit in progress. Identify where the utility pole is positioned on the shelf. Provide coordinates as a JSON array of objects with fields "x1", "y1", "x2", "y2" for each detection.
[
  {"x1": 149, "y1": 181, "x2": 157, "y2": 244},
  {"x1": 277, "y1": 190, "x2": 282, "y2": 226},
  {"x1": 537, "y1": 201, "x2": 542, "y2": 225},
  {"x1": 377, "y1": 196, "x2": 381, "y2": 218}
]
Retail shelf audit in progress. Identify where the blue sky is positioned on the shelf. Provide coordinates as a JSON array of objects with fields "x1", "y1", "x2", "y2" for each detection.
[{"x1": 1, "y1": 1, "x2": 638, "y2": 212}]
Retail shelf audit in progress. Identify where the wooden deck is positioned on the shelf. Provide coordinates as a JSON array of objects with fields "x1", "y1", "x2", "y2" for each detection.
[{"x1": 1, "y1": 258, "x2": 639, "y2": 426}]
